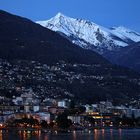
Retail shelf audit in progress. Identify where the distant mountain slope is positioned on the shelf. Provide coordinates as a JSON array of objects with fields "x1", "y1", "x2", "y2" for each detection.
[
  {"x1": 36, "y1": 13, "x2": 140, "y2": 54},
  {"x1": 105, "y1": 42, "x2": 140, "y2": 72},
  {"x1": 0, "y1": 10, "x2": 108, "y2": 65},
  {"x1": 110, "y1": 26, "x2": 140, "y2": 42}
]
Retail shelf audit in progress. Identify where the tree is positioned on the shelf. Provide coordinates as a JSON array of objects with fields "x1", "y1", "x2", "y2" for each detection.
[
  {"x1": 84, "y1": 116, "x2": 95, "y2": 125},
  {"x1": 56, "y1": 113, "x2": 72, "y2": 129},
  {"x1": 78, "y1": 106, "x2": 86, "y2": 114},
  {"x1": 40, "y1": 120, "x2": 48, "y2": 128},
  {"x1": 70, "y1": 100, "x2": 75, "y2": 109}
]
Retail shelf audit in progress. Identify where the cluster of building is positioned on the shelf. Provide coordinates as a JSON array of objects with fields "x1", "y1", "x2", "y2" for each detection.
[
  {"x1": 1, "y1": 91, "x2": 140, "y2": 128},
  {"x1": 0, "y1": 91, "x2": 69, "y2": 125}
]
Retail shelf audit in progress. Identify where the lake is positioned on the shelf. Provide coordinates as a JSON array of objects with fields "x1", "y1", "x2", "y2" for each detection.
[{"x1": 1, "y1": 129, "x2": 140, "y2": 140}]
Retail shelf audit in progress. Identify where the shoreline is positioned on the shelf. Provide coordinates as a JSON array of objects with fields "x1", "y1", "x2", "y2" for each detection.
[{"x1": 1, "y1": 126, "x2": 140, "y2": 132}]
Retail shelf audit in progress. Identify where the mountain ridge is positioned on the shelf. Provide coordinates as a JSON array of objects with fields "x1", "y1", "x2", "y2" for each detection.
[
  {"x1": 0, "y1": 10, "x2": 109, "y2": 65},
  {"x1": 105, "y1": 42, "x2": 140, "y2": 72},
  {"x1": 36, "y1": 13, "x2": 140, "y2": 54}
]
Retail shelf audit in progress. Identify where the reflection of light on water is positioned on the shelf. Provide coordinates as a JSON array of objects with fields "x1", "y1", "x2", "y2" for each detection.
[
  {"x1": 73, "y1": 130, "x2": 76, "y2": 140},
  {"x1": 27, "y1": 131, "x2": 31, "y2": 140},
  {"x1": 119, "y1": 129, "x2": 122, "y2": 140},
  {"x1": 110, "y1": 129, "x2": 113, "y2": 140},
  {"x1": 102, "y1": 129, "x2": 105, "y2": 139},
  {"x1": 0, "y1": 130, "x2": 2, "y2": 140},
  {"x1": 38, "y1": 130, "x2": 41, "y2": 137},
  {"x1": 94, "y1": 129, "x2": 97, "y2": 133},
  {"x1": 18, "y1": 130, "x2": 22, "y2": 140},
  {"x1": 36, "y1": 130, "x2": 41, "y2": 139},
  {"x1": 24, "y1": 130, "x2": 27, "y2": 140},
  {"x1": 44, "y1": 135, "x2": 49, "y2": 140},
  {"x1": 5, "y1": 129, "x2": 9, "y2": 140},
  {"x1": 23, "y1": 130, "x2": 27, "y2": 140},
  {"x1": 94, "y1": 129, "x2": 99, "y2": 140}
]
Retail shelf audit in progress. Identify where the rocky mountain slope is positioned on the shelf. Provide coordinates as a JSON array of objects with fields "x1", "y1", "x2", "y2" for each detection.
[
  {"x1": 0, "y1": 10, "x2": 108, "y2": 65},
  {"x1": 37, "y1": 13, "x2": 140, "y2": 54}
]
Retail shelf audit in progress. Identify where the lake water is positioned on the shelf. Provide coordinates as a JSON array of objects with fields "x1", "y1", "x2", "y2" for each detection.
[{"x1": 1, "y1": 129, "x2": 140, "y2": 140}]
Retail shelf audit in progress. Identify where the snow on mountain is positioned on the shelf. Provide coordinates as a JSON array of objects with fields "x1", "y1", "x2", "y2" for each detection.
[
  {"x1": 36, "y1": 13, "x2": 140, "y2": 54},
  {"x1": 111, "y1": 26, "x2": 140, "y2": 42}
]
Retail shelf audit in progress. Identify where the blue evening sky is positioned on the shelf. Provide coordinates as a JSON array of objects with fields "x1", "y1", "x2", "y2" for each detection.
[{"x1": 0, "y1": 0, "x2": 140, "y2": 32}]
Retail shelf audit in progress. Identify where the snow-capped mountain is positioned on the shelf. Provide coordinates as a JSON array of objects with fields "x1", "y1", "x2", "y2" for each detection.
[
  {"x1": 111, "y1": 26, "x2": 140, "y2": 42},
  {"x1": 36, "y1": 13, "x2": 140, "y2": 54}
]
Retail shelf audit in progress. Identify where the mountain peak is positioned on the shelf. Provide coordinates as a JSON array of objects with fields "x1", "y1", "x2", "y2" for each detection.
[
  {"x1": 55, "y1": 12, "x2": 65, "y2": 18},
  {"x1": 36, "y1": 14, "x2": 140, "y2": 53},
  {"x1": 53, "y1": 12, "x2": 69, "y2": 20}
]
